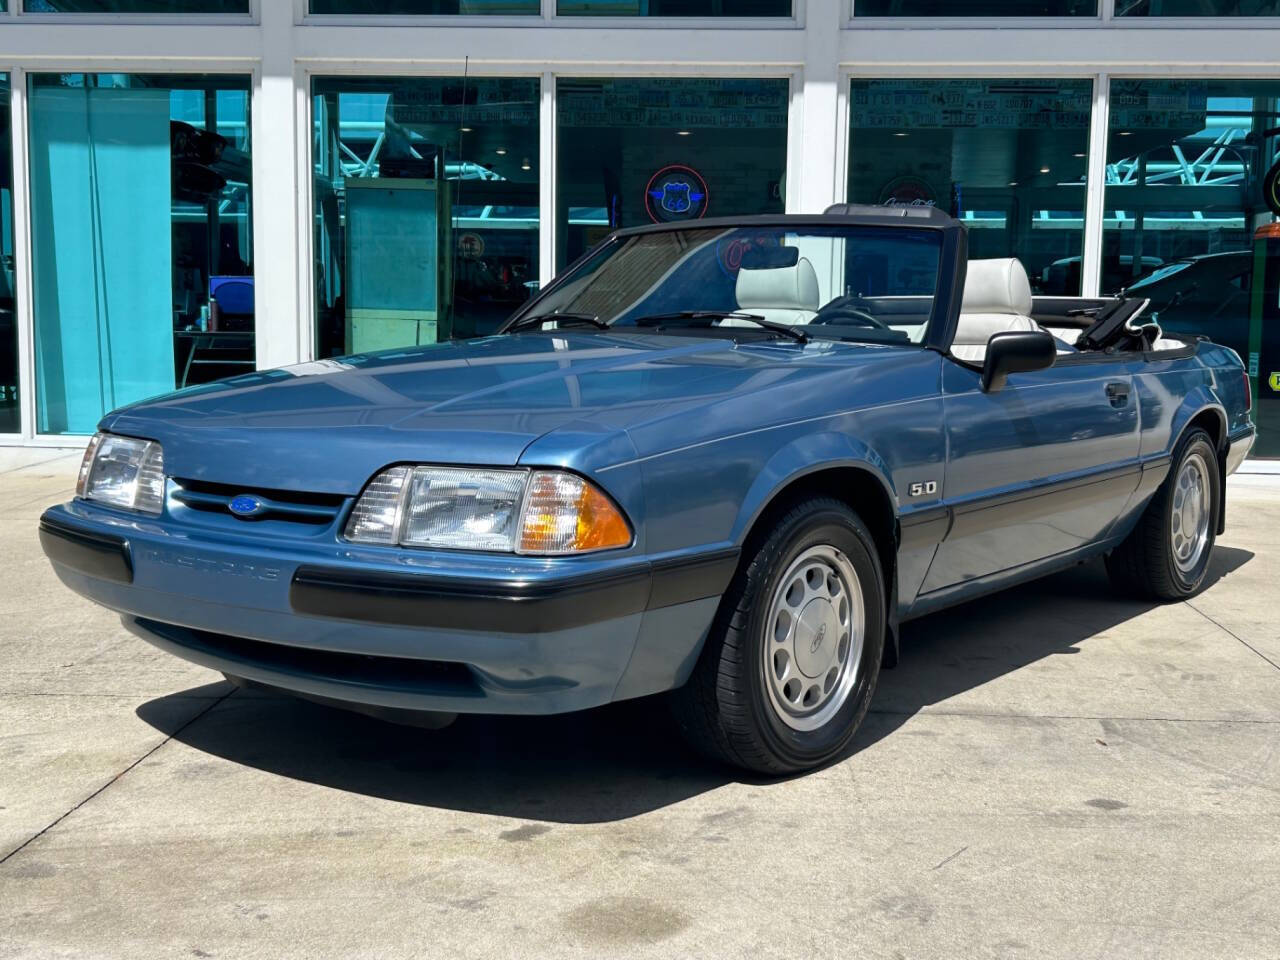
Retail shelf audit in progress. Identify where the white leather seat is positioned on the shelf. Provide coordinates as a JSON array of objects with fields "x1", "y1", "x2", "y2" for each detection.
[
  {"x1": 732, "y1": 257, "x2": 821, "y2": 326},
  {"x1": 952, "y1": 258, "x2": 1041, "y2": 363}
]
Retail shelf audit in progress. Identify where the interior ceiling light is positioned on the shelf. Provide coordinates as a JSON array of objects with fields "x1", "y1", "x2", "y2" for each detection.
[
  {"x1": 1118, "y1": 131, "x2": 1133, "y2": 136},
  {"x1": 1008, "y1": 181, "x2": 1018, "y2": 187},
  {"x1": 1074, "y1": 152, "x2": 1087, "y2": 158},
  {"x1": 1040, "y1": 167, "x2": 1051, "y2": 174},
  {"x1": 496, "y1": 148, "x2": 507, "y2": 155},
  {"x1": 521, "y1": 158, "x2": 531, "y2": 170},
  {"x1": 460, "y1": 126, "x2": 473, "y2": 133},
  {"x1": 893, "y1": 132, "x2": 909, "y2": 137},
  {"x1": 676, "y1": 130, "x2": 691, "y2": 136}
]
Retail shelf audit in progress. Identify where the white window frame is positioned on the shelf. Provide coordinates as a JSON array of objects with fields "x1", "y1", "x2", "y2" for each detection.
[
  {"x1": 0, "y1": 5, "x2": 1277, "y2": 443},
  {"x1": 295, "y1": 0, "x2": 804, "y2": 28},
  {"x1": 11, "y1": 0, "x2": 257, "y2": 25}
]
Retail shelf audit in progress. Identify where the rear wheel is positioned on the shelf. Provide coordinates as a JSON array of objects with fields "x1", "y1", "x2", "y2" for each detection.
[
  {"x1": 1106, "y1": 427, "x2": 1219, "y2": 600},
  {"x1": 673, "y1": 497, "x2": 885, "y2": 775}
]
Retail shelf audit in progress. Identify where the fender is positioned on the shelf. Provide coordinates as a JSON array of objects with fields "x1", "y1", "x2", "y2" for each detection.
[
  {"x1": 730, "y1": 431, "x2": 898, "y2": 545},
  {"x1": 1166, "y1": 392, "x2": 1229, "y2": 536},
  {"x1": 729, "y1": 431, "x2": 902, "y2": 668},
  {"x1": 1165, "y1": 391, "x2": 1227, "y2": 460}
]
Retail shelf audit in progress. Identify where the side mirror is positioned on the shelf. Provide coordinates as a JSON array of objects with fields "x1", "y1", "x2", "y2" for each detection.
[{"x1": 981, "y1": 330, "x2": 1056, "y2": 392}]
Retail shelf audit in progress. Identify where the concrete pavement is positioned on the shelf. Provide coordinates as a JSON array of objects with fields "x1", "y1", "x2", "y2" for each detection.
[{"x1": 2, "y1": 452, "x2": 1278, "y2": 959}]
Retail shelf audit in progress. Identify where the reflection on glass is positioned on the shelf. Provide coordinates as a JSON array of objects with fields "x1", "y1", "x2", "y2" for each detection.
[
  {"x1": 24, "y1": 0, "x2": 247, "y2": 11},
  {"x1": 1104, "y1": 79, "x2": 1280, "y2": 456},
  {"x1": 309, "y1": 1, "x2": 537, "y2": 12},
  {"x1": 525, "y1": 224, "x2": 942, "y2": 346},
  {"x1": 855, "y1": 0, "x2": 1095, "y2": 14},
  {"x1": 557, "y1": 0, "x2": 790, "y2": 14},
  {"x1": 556, "y1": 77, "x2": 788, "y2": 268},
  {"x1": 0, "y1": 76, "x2": 15, "y2": 433},
  {"x1": 312, "y1": 77, "x2": 539, "y2": 352},
  {"x1": 1116, "y1": 0, "x2": 1280, "y2": 14},
  {"x1": 29, "y1": 74, "x2": 253, "y2": 435},
  {"x1": 847, "y1": 79, "x2": 1091, "y2": 294}
]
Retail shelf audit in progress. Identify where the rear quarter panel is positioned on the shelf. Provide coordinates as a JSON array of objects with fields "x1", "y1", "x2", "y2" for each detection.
[{"x1": 1134, "y1": 341, "x2": 1245, "y2": 463}]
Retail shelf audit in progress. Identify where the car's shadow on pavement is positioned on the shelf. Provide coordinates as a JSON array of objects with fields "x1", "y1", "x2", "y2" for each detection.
[
  {"x1": 138, "y1": 682, "x2": 727, "y2": 824},
  {"x1": 853, "y1": 548, "x2": 1254, "y2": 754},
  {"x1": 137, "y1": 548, "x2": 1253, "y2": 823}
]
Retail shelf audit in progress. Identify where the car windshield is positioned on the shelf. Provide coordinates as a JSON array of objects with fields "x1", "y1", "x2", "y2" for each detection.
[
  {"x1": 1126, "y1": 260, "x2": 1192, "y2": 292},
  {"x1": 513, "y1": 224, "x2": 945, "y2": 346}
]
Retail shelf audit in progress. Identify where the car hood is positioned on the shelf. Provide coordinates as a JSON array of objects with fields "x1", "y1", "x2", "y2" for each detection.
[{"x1": 104, "y1": 332, "x2": 898, "y2": 494}]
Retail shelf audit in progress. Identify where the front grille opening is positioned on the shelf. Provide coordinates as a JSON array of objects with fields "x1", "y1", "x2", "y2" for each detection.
[
  {"x1": 137, "y1": 619, "x2": 481, "y2": 698},
  {"x1": 172, "y1": 478, "x2": 348, "y2": 526}
]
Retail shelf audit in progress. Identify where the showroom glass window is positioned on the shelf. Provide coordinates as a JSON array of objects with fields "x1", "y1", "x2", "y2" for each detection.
[
  {"x1": 1116, "y1": 1, "x2": 1280, "y2": 14},
  {"x1": 0, "y1": 75, "x2": 15, "y2": 434},
  {"x1": 557, "y1": 1, "x2": 790, "y2": 14},
  {"x1": 309, "y1": 1, "x2": 537, "y2": 13},
  {"x1": 23, "y1": 1, "x2": 247, "y2": 11},
  {"x1": 312, "y1": 77, "x2": 539, "y2": 352},
  {"x1": 847, "y1": 79, "x2": 1092, "y2": 294},
  {"x1": 853, "y1": 1, "x2": 1095, "y2": 15},
  {"x1": 28, "y1": 73, "x2": 253, "y2": 435},
  {"x1": 556, "y1": 77, "x2": 788, "y2": 268},
  {"x1": 1104, "y1": 79, "x2": 1280, "y2": 456}
]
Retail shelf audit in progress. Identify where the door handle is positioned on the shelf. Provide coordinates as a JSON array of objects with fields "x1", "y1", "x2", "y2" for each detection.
[{"x1": 1105, "y1": 381, "x2": 1130, "y2": 407}]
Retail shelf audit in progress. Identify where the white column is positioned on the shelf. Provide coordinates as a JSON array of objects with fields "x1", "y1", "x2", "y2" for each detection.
[
  {"x1": 539, "y1": 70, "x2": 556, "y2": 285},
  {"x1": 9, "y1": 68, "x2": 36, "y2": 439},
  {"x1": 1081, "y1": 72, "x2": 1110, "y2": 298},
  {"x1": 792, "y1": 0, "x2": 843, "y2": 214},
  {"x1": 251, "y1": 1, "x2": 304, "y2": 369}
]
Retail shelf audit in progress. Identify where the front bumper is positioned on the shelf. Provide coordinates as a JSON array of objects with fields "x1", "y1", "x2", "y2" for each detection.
[{"x1": 39, "y1": 503, "x2": 736, "y2": 716}]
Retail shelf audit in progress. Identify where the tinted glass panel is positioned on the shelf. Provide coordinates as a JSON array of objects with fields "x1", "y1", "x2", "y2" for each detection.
[
  {"x1": 848, "y1": 78, "x2": 1092, "y2": 294},
  {"x1": 1117, "y1": 0, "x2": 1280, "y2": 13},
  {"x1": 25, "y1": 1, "x2": 246, "y2": 11},
  {"x1": 313, "y1": 77, "x2": 539, "y2": 351},
  {"x1": 556, "y1": 77, "x2": 788, "y2": 268},
  {"x1": 310, "y1": 1, "x2": 537, "y2": 12},
  {"x1": 1104, "y1": 78, "x2": 1280, "y2": 455},
  {"x1": 855, "y1": 1, "x2": 1094, "y2": 14},
  {"x1": 558, "y1": 1, "x2": 790, "y2": 14},
  {"x1": 0, "y1": 76, "x2": 14, "y2": 433},
  {"x1": 525, "y1": 224, "x2": 942, "y2": 346},
  {"x1": 29, "y1": 74, "x2": 253, "y2": 435}
]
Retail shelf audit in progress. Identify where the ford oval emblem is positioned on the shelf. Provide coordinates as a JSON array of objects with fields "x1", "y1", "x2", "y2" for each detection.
[{"x1": 228, "y1": 494, "x2": 265, "y2": 518}]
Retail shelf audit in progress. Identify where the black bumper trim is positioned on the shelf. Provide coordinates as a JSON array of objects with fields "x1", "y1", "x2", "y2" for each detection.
[
  {"x1": 39, "y1": 512, "x2": 133, "y2": 584},
  {"x1": 290, "y1": 547, "x2": 740, "y2": 634}
]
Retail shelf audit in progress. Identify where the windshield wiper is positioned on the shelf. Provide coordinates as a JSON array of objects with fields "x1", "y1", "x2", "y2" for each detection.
[
  {"x1": 506, "y1": 311, "x2": 609, "y2": 333},
  {"x1": 632, "y1": 310, "x2": 809, "y2": 344}
]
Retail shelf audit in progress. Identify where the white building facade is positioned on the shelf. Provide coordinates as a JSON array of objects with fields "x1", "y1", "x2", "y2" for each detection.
[{"x1": 0, "y1": 0, "x2": 1277, "y2": 452}]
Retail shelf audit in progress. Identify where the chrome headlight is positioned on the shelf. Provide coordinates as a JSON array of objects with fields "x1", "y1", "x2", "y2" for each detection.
[
  {"x1": 344, "y1": 465, "x2": 632, "y2": 555},
  {"x1": 76, "y1": 432, "x2": 166, "y2": 516}
]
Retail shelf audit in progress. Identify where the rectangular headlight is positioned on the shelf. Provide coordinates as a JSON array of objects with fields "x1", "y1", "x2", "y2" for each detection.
[
  {"x1": 344, "y1": 465, "x2": 632, "y2": 555},
  {"x1": 78, "y1": 433, "x2": 166, "y2": 516}
]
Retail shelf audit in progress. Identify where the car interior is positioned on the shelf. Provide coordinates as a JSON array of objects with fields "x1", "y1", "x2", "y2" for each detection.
[{"x1": 729, "y1": 250, "x2": 1188, "y2": 361}]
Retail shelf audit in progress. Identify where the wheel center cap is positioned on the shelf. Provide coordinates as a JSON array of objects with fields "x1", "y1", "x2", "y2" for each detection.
[{"x1": 794, "y1": 598, "x2": 840, "y2": 678}]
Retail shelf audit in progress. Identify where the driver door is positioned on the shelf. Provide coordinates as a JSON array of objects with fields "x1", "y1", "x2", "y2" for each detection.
[{"x1": 918, "y1": 353, "x2": 1143, "y2": 595}]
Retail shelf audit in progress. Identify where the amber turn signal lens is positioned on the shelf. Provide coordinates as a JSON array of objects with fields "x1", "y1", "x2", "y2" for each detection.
[{"x1": 518, "y1": 471, "x2": 632, "y2": 555}]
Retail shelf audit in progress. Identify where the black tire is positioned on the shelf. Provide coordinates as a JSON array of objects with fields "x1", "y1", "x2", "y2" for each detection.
[
  {"x1": 1106, "y1": 427, "x2": 1220, "y2": 601},
  {"x1": 672, "y1": 497, "x2": 885, "y2": 775}
]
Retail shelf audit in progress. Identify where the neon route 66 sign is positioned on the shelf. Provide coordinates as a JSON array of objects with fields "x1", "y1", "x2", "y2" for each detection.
[{"x1": 645, "y1": 164, "x2": 710, "y2": 224}]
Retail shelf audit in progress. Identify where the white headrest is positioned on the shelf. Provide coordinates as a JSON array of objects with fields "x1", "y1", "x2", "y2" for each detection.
[
  {"x1": 951, "y1": 312, "x2": 1041, "y2": 346},
  {"x1": 961, "y1": 258, "x2": 1033, "y2": 317},
  {"x1": 736, "y1": 257, "x2": 820, "y2": 312}
]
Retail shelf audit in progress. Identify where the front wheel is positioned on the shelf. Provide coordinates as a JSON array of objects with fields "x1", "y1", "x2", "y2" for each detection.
[
  {"x1": 1106, "y1": 427, "x2": 1220, "y2": 600},
  {"x1": 672, "y1": 497, "x2": 885, "y2": 775}
]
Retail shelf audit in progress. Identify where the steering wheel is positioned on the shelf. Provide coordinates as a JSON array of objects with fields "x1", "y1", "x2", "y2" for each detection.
[{"x1": 811, "y1": 305, "x2": 890, "y2": 329}]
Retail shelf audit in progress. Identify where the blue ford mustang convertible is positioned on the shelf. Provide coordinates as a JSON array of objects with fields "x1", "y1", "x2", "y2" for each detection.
[{"x1": 40, "y1": 206, "x2": 1255, "y2": 774}]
